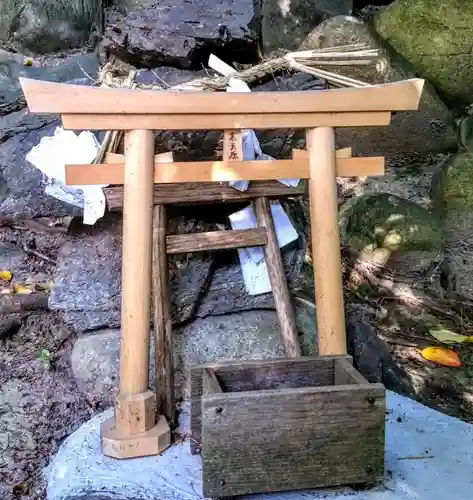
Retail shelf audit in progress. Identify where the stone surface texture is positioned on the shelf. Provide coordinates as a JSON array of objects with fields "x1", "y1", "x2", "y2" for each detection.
[
  {"x1": 44, "y1": 392, "x2": 473, "y2": 500},
  {"x1": 261, "y1": 0, "x2": 352, "y2": 54},
  {"x1": 298, "y1": 16, "x2": 457, "y2": 161},
  {"x1": 49, "y1": 213, "x2": 305, "y2": 332},
  {"x1": 102, "y1": 0, "x2": 261, "y2": 69},
  {"x1": 375, "y1": 0, "x2": 473, "y2": 107}
]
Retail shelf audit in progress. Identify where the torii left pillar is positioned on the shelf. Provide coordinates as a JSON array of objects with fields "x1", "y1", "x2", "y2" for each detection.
[{"x1": 101, "y1": 129, "x2": 171, "y2": 459}]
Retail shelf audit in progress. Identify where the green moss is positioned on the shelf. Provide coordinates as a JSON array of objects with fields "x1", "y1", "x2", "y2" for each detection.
[
  {"x1": 375, "y1": 0, "x2": 473, "y2": 106},
  {"x1": 444, "y1": 153, "x2": 473, "y2": 212},
  {"x1": 341, "y1": 193, "x2": 444, "y2": 252}
]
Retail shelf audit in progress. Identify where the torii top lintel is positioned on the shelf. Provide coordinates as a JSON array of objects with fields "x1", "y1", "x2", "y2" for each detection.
[{"x1": 19, "y1": 77, "x2": 424, "y2": 131}]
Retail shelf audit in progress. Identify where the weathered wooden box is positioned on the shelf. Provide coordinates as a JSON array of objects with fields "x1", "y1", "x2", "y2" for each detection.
[{"x1": 191, "y1": 356, "x2": 385, "y2": 498}]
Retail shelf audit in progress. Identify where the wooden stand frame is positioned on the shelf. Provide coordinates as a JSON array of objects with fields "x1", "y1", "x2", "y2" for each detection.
[{"x1": 20, "y1": 77, "x2": 424, "y2": 460}]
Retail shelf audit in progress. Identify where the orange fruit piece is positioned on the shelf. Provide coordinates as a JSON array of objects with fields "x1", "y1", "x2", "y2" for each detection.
[{"x1": 421, "y1": 346, "x2": 461, "y2": 367}]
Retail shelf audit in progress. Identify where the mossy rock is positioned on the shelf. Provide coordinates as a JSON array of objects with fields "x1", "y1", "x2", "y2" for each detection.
[
  {"x1": 341, "y1": 193, "x2": 444, "y2": 253},
  {"x1": 443, "y1": 153, "x2": 473, "y2": 213},
  {"x1": 0, "y1": 0, "x2": 103, "y2": 53},
  {"x1": 298, "y1": 15, "x2": 456, "y2": 158},
  {"x1": 375, "y1": 0, "x2": 473, "y2": 107}
]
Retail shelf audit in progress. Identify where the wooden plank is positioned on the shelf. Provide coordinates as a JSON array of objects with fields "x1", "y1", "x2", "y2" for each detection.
[
  {"x1": 254, "y1": 197, "x2": 301, "y2": 357},
  {"x1": 202, "y1": 383, "x2": 385, "y2": 496},
  {"x1": 292, "y1": 146, "x2": 352, "y2": 159},
  {"x1": 203, "y1": 368, "x2": 223, "y2": 394},
  {"x1": 307, "y1": 127, "x2": 347, "y2": 355},
  {"x1": 107, "y1": 151, "x2": 173, "y2": 163},
  {"x1": 61, "y1": 111, "x2": 392, "y2": 130},
  {"x1": 190, "y1": 356, "x2": 343, "y2": 454},
  {"x1": 65, "y1": 157, "x2": 385, "y2": 186},
  {"x1": 334, "y1": 358, "x2": 369, "y2": 385},
  {"x1": 104, "y1": 181, "x2": 306, "y2": 210},
  {"x1": 166, "y1": 228, "x2": 267, "y2": 255},
  {"x1": 223, "y1": 130, "x2": 243, "y2": 162},
  {"x1": 20, "y1": 77, "x2": 424, "y2": 114},
  {"x1": 102, "y1": 148, "x2": 356, "y2": 210},
  {"x1": 152, "y1": 205, "x2": 175, "y2": 424}
]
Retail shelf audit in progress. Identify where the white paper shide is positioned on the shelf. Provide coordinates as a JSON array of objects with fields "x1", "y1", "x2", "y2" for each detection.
[{"x1": 26, "y1": 127, "x2": 107, "y2": 225}]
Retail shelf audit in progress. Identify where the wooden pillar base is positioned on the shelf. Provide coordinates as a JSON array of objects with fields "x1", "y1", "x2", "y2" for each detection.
[
  {"x1": 101, "y1": 415, "x2": 170, "y2": 459},
  {"x1": 101, "y1": 389, "x2": 171, "y2": 459}
]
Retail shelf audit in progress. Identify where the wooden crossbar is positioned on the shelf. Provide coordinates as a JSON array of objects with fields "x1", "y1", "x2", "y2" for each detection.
[
  {"x1": 104, "y1": 181, "x2": 306, "y2": 209},
  {"x1": 103, "y1": 148, "x2": 353, "y2": 209},
  {"x1": 20, "y1": 77, "x2": 424, "y2": 114},
  {"x1": 166, "y1": 229, "x2": 267, "y2": 254},
  {"x1": 61, "y1": 111, "x2": 393, "y2": 130},
  {"x1": 66, "y1": 156, "x2": 385, "y2": 185}
]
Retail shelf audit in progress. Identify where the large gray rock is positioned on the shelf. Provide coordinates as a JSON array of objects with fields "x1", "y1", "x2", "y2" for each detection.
[
  {"x1": 435, "y1": 152, "x2": 473, "y2": 299},
  {"x1": 0, "y1": 52, "x2": 100, "y2": 108},
  {"x1": 0, "y1": 106, "x2": 106, "y2": 220},
  {"x1": 102, "y1": 0, "x2": 261, "y2": 69},
  {"x1": 0, "y1": 53, "x2": 101, "y2": 219},
  {"x1": 261, "y1": 0, "x2": 352, "y2": 54},
  {"x1": 0, "y1": 112, "x2": 83, "y2": 219},
  {"x1": 71, "y1": 306, "x2": 318, "y2": 404},
  {"x1": 50, "y1": 213, "x2": 305, "y2": 332},
  {"x1": 0, "y1": 0, "x2": 102, "y2": 54},
  {"x1": 296, "y1": 16, "x2": 457, "y2": 161}
]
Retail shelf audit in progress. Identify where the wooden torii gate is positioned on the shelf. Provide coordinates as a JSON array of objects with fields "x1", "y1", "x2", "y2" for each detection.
[{"x1": 20, "y1": 77, "x2": 424, "y2": 460}]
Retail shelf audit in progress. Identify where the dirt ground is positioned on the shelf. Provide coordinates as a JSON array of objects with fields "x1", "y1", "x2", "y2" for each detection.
[
  {"x1": 0, "y1": 221, "x2": 100, "y2": 500},
  {"x1": 0, "y1": 311, "x2": 96, "y2": 500}
]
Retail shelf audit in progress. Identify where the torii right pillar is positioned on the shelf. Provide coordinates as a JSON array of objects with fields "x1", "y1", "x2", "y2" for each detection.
[{"x1": 307, "y1": 126, "x2": 347, "y2": 355}]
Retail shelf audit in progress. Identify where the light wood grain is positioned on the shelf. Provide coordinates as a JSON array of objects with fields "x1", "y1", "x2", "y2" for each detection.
[
  {"x1": 254, "y1": 197, "x2": 301, "y2": 357},
  {"x1": 20, "y1": 77, "x2": 424, "y2": 114},
  {"x1": 119, "y1": 129, "x2": 154, "y2": 395},
  {"x1": 65, "y1": 157, "x2": 385, "y2": 186},
  {"x1": 166, "y1": 229, "x2": 267, "y2": 254},
  {"x1": 307, "y1": 127, "x2": 347, "y2": 355},
  {"x1": 101, "y1": 414, "x2": 170, "y2": 459},
  {"x1": 201, "y1": 382, "x2": 385, "y2": 496},
  {"x1": 190, "y1": 356, "x2": 346, "y2": 454},
  {"x1": 223, "y1": 130, "x2": 243, "y2": 162},
  {"x1": 105, "y1": 181, "x2": 306, "y2": 209},
  {"x1": 61, "y1": 111, "x2": 392, "y2": 130},
  {"x1": 152, "y1": 205, "x2": 175, "y2": 423},
  {"x1": 107, "y1": 151, "x2": 173, "y2": 163},
  {"x1": 115, "y1": 390, "x2": 156, "y2": 435}
]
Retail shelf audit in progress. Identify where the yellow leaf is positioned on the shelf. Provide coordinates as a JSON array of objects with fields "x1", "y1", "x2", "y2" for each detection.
[
  {"x1": 0, "y1": 270, "x2": 13, "y2": 282},
  {"x1": 421, "y1": 347, "x2": 461, "y2": 368},
  {"x1": 428, "y1": 328, "x2": 473, "y2": 344},
  {"x1": 12, "y1": 284, "x2": 33, "y2": 295}
]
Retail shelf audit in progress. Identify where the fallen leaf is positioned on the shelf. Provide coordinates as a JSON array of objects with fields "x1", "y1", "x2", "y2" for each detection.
[
  {"x1": 421, "y1": 346, "x2": 461, "y2": 368},
  {"x1": 12, "y1": 284, "x2": 33, "y2": 295},
  {"x1": 428, "y1": 328, "x2": 473, "y2": 344},
  {"x1": 0, "y1": 270, "x2": 12, "y2": 282}
]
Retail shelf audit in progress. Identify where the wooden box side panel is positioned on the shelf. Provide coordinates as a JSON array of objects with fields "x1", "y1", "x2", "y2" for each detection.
[
  {"x1": 201, "y1": 384, "x2": 386, "y2": 497},
  {"x1": 190, "y1": 356, "x2": 348, "y2": 454}
]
